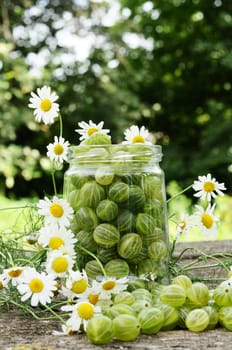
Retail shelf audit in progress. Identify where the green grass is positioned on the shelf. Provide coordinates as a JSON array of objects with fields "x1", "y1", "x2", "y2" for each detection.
[{"x1": 0, "y1": 195, "x2": 40, "y2": 243}]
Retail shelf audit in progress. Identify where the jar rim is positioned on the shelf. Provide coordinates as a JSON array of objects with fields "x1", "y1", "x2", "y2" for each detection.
[{"x1": 68, "y1": 144, "x2": 162, "y2": 164}]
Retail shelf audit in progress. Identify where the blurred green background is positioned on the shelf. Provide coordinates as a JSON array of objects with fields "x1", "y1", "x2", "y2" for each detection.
[{"x1": 0, "y1": 0, "x2": 231, "y2": 239}]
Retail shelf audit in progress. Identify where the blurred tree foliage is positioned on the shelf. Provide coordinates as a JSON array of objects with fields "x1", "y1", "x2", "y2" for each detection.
[{"x1": 0, "y1": 0, "x2": 231, "y2": 197}]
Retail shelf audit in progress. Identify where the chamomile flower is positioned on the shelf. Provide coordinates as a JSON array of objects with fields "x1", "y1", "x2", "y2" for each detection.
[
  {"x1": 28, "y1": 86, "x2": 59, "y2": 125},
  {"x1": 192, "y1": 173, "x2": 226, "y2": 202},
  {"x1": 17, "y1": 269, "x2": 57, "y2": 307},
  {"x1": 92, "y1": 276, "x2": 128, "y2": 300},
  {"x1": 46, "y1": 136, "x2": 70, "y2": 163},
  {"x1": 62, "y1": 301, "x2": 101, "y2": 332},
  {"x1": 194, "y1": 203, "x2": 219, "y2": 239},
  {"x1": 0, "y1": 273, "x2": 8, "y2": 290},
  {"x1": 75, "y1": 120, "x2": 110, "y2": 141},
  {"x1": 122, "y1": 125, "x2": 152, "y2": 145},
  {"x1": 61, "y1": 270, "x2": 89, "y2": 300},
  {"x1": 176, "y1": 213, "x2": 194, "y2": 237},
  {"x1": 2, "y1": 266, "x2": 34, "y2": 286},
  {"x1": 45, "y1": 248, "x2": 74, "y2": 277},
  {"x1": 37, "y1": 196, "x2": 74, "y2": 228},
  {"x1": 38, "y1": 225, "x2": 77, "y2": 252}
]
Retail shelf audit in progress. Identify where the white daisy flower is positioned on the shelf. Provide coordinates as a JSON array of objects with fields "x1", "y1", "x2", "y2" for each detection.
[
  {"x1": 92, "y1": 276, "x2": 128, "y2": 300},
  {"x1": 17, "y1": 269, "x2": 57, "y2": 307},
  {"x1": 2, "y1": 266, "x2": 35, "y2": 287},
  {"x1": 193, "y1": 203, "x2": 219, "y2": 239},
  {"x1": 45, "y1": 248, "x2": 74, "y2": 277},
  {"x1": 192, "y1": 173, "x2": 226, "y2": 202},
  {"x1": 75, "y1": 120, "x2": 110, "y2": 141},
  {"x1": 62, "y1": 301, "x2": 101, "y2": 332},
  {"x1": 46, "y1": 136, "x2": 70, "y2": 164},
  {"x1": 122, "y1": 125, "x2": 152, "y2": 145},
  {"x1": 176, "y1": 213, "x2": 194, "y2": 236},
  {"x1": 28, "y1": 86, "x2": 59, "y2": 125},
  {"x1": 0, "y1": 273, "x2": 8, "y2": 289},
  {"x1": 38, "y1": 225, "x2": 77, "y2": 252},
  {"x1": 61, "y1": 270, "x2": 89, "y2": 300},
  {"x1": 37, "y1": 196, "x2": 74, "y2": 228}
]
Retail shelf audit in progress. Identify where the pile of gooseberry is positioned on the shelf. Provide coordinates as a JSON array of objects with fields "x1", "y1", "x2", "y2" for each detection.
[{"x1": 85, "y1": 275, "x2": 232, "y2": 345}]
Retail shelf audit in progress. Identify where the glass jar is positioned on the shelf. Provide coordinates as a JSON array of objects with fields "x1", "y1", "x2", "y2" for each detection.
[{"x1": 63, "y1": 144, "x2": 169, "y2": 284}]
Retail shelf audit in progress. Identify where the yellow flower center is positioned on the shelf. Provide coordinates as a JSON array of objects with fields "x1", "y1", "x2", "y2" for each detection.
[
  {"x1": 29, "y1": 278, "x2": 44, "y2": 293},
  {"x1": 71, "y1": 278, "x2": 88, "y2": 294},
  {"x1": 203, "y1": 181, "x2": 215, "y2": 193},
  {"x1": 201, "y1": 213, "x2": 214, "y2": 229},
  {"x1": 40, "y1": 98, "x2": 52, "y2": 112},
  {"x1": 132, "y1": 135, "x2": 145, "y2": 143},
  {"x1": 87, "y1": 127, "x2": 99, "y2": 136},
  {"x1": 77, "y1": 302, "x2": 94, "y2": 320},
  {"x1": 0, "y1": 281, "x2": 3, "y2": 289},
  {"x1": 53, "y1": 144, "x2": 64, "y2": 155},
  {"x1": 8, "y1": 269, "x2": 23, "y2": 278},
  {"x1": 88, "y1": 293, "x2": 100, "y2": 305},
  {"x1": 52, "y1": 257, "x2": 69, "y2": 273},
  {"x1": 102, "y1": 280, "x2": 116, "y2": 291},
  {"x1": 50, "y1": 203, "x2": 64, "y2": 218},
  {"x1": 179, "y1": 220, "x2": 186, "y2": 230},
  {"x1": 49, "y1": 237, "x2": 64, "y2": 250}
]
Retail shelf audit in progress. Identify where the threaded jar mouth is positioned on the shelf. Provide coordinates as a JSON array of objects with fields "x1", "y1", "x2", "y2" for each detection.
[{"x1": 68, "y1": 144, "x2": 162, "y2": 165}]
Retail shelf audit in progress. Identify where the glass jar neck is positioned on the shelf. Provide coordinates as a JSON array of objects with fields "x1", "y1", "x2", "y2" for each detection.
[{"x1": 68, "y1": 144, "x2": 162, "y2": 167}]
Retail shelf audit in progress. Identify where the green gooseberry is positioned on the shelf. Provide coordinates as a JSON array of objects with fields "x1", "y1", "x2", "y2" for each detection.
[
  {"x1": 136, "y1": 213, "x2": 157, "y2": 235},
  {"x1": 79, "y1": 181, "x2": 105, "y2": 208},
  {"x1": 141, "y1": 174, "x2": 163, "y2": 201},
  {"x1": 75, "y1": 230, "x2": 97, "y2": 253},
  {"x1": 186, "y1": 282, "x2": 209, "y2": 308},
  {"x1": 127, "y1": 185, "x2": 145, "y2": 213},
  {"x1": 95, "y1": 165, "x2": 114, "y2": 186},
  {"x1": 116, "y1": 209, "x2": 135, "y2": 233},
  {"x1": 137, "y1": 258, "x2": 159, "y2": 276},
  {"x1": 75, "y1": 207, "x2": 99, "y2": 231},
  {"x1": 113, "y1": 291, "x2": 135, "y2": 306},
  {"x1": 148, "y1": 240, "x2": 168, "y2": 261},
  {"x1": 185, "y1": 309, "x2": 209, "y2": 332},
  {"x1": 113, "y1": 314, "x2": 141, "y2": 341},
  {"x1": 93, "y1": 223, "x2": 120, "y2": 248},
  {"x1": 138, "y1": 307, "x2": 164, "y2": 335},
  {"x1": 218, "y1": 306, "x2": 232, "y2": 331},
  {"x1": 96, "y1": 199, "x2": 118, "y2": 221},
  {"x1": 158, "y1": 303, "x2": 179, "y2": 331},
  {"x1": 203, "y1": 305, "x2": 219, "y2": 330},
  {"x1": 172, "y1": 275, "x2": 192, "y2": 290},
  {"x1": 160, "y1": 284, "x2": 186, "y2": 307},
  {"x1": 86, "y1": 315, "x2": 113, "y2": 345},
  {"x1": 82, "y1": 132, "x2": 112, "y2": 145},
  {"x1": 132, "y1": 288, "x2": 152, "y2": 303},
  {"x1": 104, "y1": 258, "x2": 130, "y2": 278},
  {"x1": 117, "y1": 233, "x2": 143, "y2": 260},
  {"x1": 108, "y1": 181, "x2": 130, "y2": 203},
  {"x1": 97, "y1": 246, "x2": 118, "y2": 264},
  {"x1": 213, "y1": 280, "x2": 232, "y2": 307},
  {"x1": 177, "y1": 305, "x2": 192, "y2": 329},
  {"x1": 85, "y1": 260, "x2": 104, "y2": 280}
]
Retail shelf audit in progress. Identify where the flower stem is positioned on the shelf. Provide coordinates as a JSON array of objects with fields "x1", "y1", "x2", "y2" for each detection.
[
  {"x1": 167, "y1": 184, "x2": 193, "y2": 203},
  {"x1": 59, "y1": 113, "x2": 63, "y2": 138},
  {"x1": 51, "y1": 169, "x2": 57, "y2": 196},
  {"x1": 77, "y1": 244, "x2": 107, "y2": 278}
]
